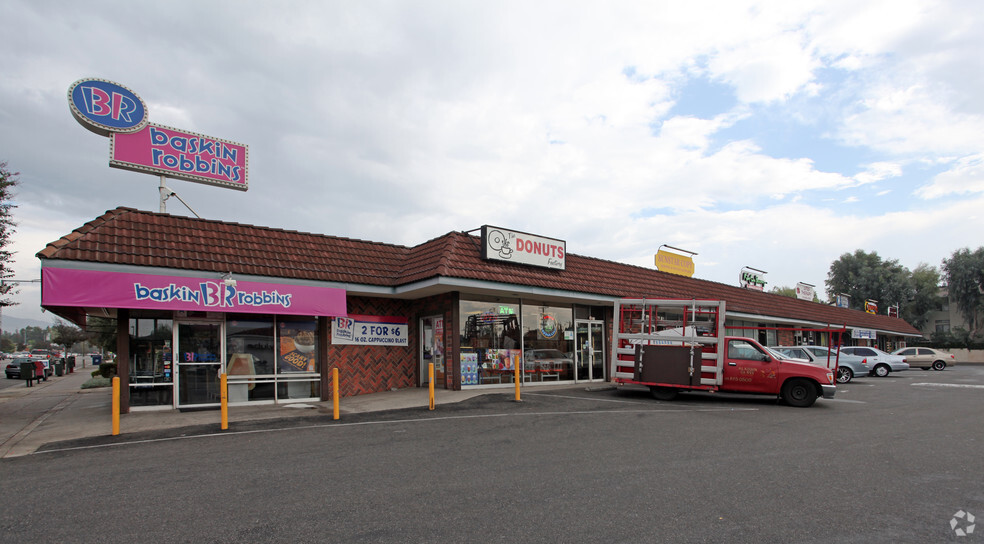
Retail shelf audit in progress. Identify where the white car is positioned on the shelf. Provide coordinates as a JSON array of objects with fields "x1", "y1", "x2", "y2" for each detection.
[
  {"x1": 840, "y1": 346, "x2": 909, "y2": 377},
  {"x1": 891, "y1": 347, "x2": 956, "y2": 371}
]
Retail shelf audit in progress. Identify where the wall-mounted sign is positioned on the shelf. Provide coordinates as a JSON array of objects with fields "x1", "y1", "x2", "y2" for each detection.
[
  {"x1": 864, "y1": 300, "x2": 878, "y2": 314},
  {"x1": 481, "y1": 226, "x2": 565, "y2": 270},
  {"x1": 110, "y1": 123, "x2": 248, "y2": 190},
  {"x1": 655, "y1": 249, "x2": 695, "y2": 277},
  {"x1": 795, "y1": 282, "x2": 815, "y2": 301},
  {"x1": 739, "y1": 267, "x2": 767, "y2": 291},
  {"x1": 41, "y1": 268, "x2": 346, "y2": 316},
  {"x1": 68, "y1": 78, "x2": 149, "y2": 136},
  {"x1": 332, "y1": 315, "x2": 409, "y2": 346},
  {"x1": 852, "y1": 328, "x2": 876, "y2": 340}
]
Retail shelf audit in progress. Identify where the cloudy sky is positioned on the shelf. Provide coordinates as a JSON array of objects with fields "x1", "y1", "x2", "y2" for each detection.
[{"x1": 1, "y1": 0, "x2": 982, "y2": 325}]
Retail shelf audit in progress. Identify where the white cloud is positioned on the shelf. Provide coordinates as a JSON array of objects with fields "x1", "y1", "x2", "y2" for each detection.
[
  {"x1": 2, "y1": 0, "x2": 984, "y2": 322},
  {"x1": 917, "y1": 154, "x2": 984, "y2": 198}
]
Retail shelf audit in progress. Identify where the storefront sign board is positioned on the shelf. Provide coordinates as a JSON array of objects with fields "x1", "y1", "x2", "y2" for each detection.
[
  {"x1": 110, "y1": 123, "x2": 249, "y2": 190},
  {"x1": 795, "y1": 282, "x2": 815, "y2": 301},
  {"x1": 41, "y1": 268, "x2": 346, "y2": 316},
  {"x1": 481, "y1": 226, "x2": 565, "y2": 270},
  {"x1": 655, "y1": 249, "x2": 695, "y2": 277},
  {"x1": 331, "y1": 315, "x2": 409, "y2": 346},
  {"x1": 739, "y1": 268, "x2": 767, "y2": 291}
]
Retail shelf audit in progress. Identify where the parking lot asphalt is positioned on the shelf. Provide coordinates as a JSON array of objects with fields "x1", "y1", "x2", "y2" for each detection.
[
  {"x1": 2, "y1": 361, "x2": 982, "y2": 463},
  {"x1": 2, "y1": 363, "x2": 983, "y2": 543}
]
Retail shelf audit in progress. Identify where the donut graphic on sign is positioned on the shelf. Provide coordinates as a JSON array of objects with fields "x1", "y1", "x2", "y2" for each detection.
[{"x1": 486, "y1": 229, "x2": 513, "y2": 259}]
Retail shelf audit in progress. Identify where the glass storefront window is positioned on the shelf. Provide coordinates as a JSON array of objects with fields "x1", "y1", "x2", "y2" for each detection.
[
  {"x1": 128, "y1": 318, "x2": 173, "y2": 407},
  {"x1": 277, "y1": 317, "x2": 320, "y2": 399},
  {"x1": 459, "y1": 300, "x2": 520, "y2": 385},
  {"x1": 226, "y1": 316, "x2": 276, "y2": 403},
  {"x1": 521, "y1": 304, "x2": 574, "y2": 382}
]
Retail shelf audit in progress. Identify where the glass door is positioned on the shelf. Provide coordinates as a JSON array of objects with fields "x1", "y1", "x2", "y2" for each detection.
[
  {"x1": 576, "y1": 320, "x2": 606, "y2": 381},
  {"x1": 420, "y1": 316, "x2": 445, "y2": 388},
  {"x1": 175, "y1": 321, "x2": 224, "y2": 408}
]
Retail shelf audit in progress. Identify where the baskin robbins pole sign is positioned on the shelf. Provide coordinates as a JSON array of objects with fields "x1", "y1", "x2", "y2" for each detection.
[{"x1": 68, "y1": 77, "x2": 248, "y2": 191}]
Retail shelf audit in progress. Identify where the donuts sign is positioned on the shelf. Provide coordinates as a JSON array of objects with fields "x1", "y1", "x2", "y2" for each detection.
[{"x1": 480, "y1": 226, "x2": 566, "y2": 270}]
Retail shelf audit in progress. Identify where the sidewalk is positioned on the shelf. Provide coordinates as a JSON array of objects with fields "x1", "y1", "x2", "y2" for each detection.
[{"x1": 0, "y1": 368, "x2": 512, "y2": 459}]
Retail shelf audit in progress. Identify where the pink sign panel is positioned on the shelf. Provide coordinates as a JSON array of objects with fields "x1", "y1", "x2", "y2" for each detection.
[
  {"x1": 42, "y1": 268, "x2": 346, "y2": 317},
  {"x1": 110, "y1": 123, "x2": 248, "y2": 190}
]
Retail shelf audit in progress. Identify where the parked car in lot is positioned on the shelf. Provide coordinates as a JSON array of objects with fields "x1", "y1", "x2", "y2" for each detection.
[
  {"x1": 840, "y1": 346, "x2": 909, "y2": 377},
  {"x1": 5, "y1": 357, "x2": 50, "y2": 380},
  {"x1": 891, "y1": 347, "x2": 956, "y2": 371},
  {"x1": 770, "y1": 345, "x2": 869, "y2": 384}
]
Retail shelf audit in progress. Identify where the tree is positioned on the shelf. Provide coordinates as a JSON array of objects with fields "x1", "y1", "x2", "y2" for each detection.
[
  {"x1": 825, "y1": 250, "x2": 913, "y2": 312},
  {"x1": 902, "y1": 263, "x2": 942, "y2": 330},
  {"x1": 942, "y1": 247, "x2": 984, "y2": 337},
  {"x1": 0, "y1": 161, "x2": 18, "y2": 308},
  {"x1": 86, "y1": 316, "x2": 119, "y2": 354},
  {"x1": 50, "y1": 320, "x2": 90, "y2": 352}
]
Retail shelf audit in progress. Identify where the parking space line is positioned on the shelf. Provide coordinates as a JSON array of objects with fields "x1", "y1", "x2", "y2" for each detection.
[{"x1": 912, "y1": 383, "x2": 984, "y2": 389}]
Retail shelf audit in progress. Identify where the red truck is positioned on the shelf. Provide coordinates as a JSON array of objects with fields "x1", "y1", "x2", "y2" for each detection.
[{"x1": 611, "y1": 299, "x2": 836, "y2": 407}]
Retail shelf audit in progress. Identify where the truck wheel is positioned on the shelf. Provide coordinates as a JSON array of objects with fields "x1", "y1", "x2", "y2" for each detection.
[
  {"x1": 781, "y1": 379, "x2": 818, "y2": 408},
  {"x1": 873, "y1": 364, "x2": 890, "y2": 377},
  {"x1": 835, "y1": 367, "x2": 853, "y2": 384},
  {"x1": 650, "y1": 386, "x2": 678, "y2": 401},
  {"x1": 932, "y1": 360, "x2": 946, "y2": 371}
]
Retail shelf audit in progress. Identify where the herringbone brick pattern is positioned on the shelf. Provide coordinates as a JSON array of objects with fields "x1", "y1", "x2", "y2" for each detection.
[{"x1": 327, "y1": 297, "x2": 416, "y2": 397}]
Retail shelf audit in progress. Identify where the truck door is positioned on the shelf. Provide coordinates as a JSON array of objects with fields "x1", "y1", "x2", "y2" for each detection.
[{"x1": 723, "y1": 339, "x2": 778, "y2": 393}]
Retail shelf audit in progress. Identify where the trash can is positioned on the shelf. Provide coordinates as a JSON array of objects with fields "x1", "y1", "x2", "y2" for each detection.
[
  {"x1": 55, "y1": 361, "x2": 65, "y2": 376},
  {"x1": 68, "y1": 357, "x2": 76, "y2": 373},
  {"x1": 20, "y1": 362, "x2": 35, "y2": 387}
]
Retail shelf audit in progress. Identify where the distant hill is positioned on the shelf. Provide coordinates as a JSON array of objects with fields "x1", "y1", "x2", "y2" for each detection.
[{"x1": 1, "y1": 313, "x2": 62, "y2": 333}]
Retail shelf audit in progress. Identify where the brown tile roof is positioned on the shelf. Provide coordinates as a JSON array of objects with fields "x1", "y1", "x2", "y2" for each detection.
[{"x1": 38, "y1": 207, "x2": 920, "y2": 335}]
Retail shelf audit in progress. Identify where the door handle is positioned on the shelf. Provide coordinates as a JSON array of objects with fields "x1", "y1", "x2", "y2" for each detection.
[{"x1": 728, "y1": 362, "x2": 737, "y2": 366}]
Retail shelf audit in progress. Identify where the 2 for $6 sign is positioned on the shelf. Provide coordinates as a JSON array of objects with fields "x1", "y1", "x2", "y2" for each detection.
[{"x1": 332, "y1": 316, "x2": 408, "y2": 346}]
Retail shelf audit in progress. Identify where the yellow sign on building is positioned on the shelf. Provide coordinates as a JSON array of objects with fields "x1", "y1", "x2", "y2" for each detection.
[{"x1": 655, "y1": 249, "x2": 695, "y2": 277}]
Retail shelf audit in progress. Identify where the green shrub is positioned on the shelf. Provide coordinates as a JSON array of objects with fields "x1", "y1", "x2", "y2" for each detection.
[
  {"x1": 91, "y1": 370, "x2": 101, "y2": 378},
  {"x1": 81, "y1": 377, "x2": 112, "y2": 389},
  {"x1": 98, "y1": 362, "x2": 117, "y2": 378}
]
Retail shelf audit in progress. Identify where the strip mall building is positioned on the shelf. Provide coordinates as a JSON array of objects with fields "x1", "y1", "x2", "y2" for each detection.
[{"x1": 38, "y1": 208, "x2": 921, "y2": 413}]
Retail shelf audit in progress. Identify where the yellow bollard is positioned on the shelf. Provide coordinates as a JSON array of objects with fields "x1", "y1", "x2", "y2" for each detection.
[
  {"x1": 112, "y1": 376, "x2": 120, "y2": 436},
  {"x1": 332, "y1": 367, "x2": 340, "y2": 420},
  {"x1": 514, "y1": 354, "x2": 521, "y2": 402},
  {"x1": 220, "y1": 373, "x2": 228, "y2": 430},
  {"x1": 428, "y1": 363, "x2": 435, "y2": 410}
]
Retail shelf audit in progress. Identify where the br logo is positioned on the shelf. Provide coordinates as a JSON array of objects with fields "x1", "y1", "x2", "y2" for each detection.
[{"x1": 950, "y1": 510, "x2": 976, "y2": 537}]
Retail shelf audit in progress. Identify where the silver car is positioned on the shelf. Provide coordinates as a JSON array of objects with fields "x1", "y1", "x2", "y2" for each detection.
[
  {"x1": 840, "y1": 346, "x2": 909, "y2": 377},
  {"x1": 771, "y1": 346, "x2": 869, "y2": 384}
]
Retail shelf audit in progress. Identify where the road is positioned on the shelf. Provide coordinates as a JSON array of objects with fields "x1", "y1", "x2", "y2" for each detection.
[{"x1": 1, "y1": 365, "x2": 982, "y2": 543}]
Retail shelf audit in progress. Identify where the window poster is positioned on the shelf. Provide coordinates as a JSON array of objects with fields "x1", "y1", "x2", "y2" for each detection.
[
  {"x1": 461, "y1": 352, "x2": 479, "y2": 385},
  {"x1": 279, "y1": 321, "x2": 317, "y2": 372},
  {"x1": 486, "y1": 349, "x2": 519, "y2": 370}
]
